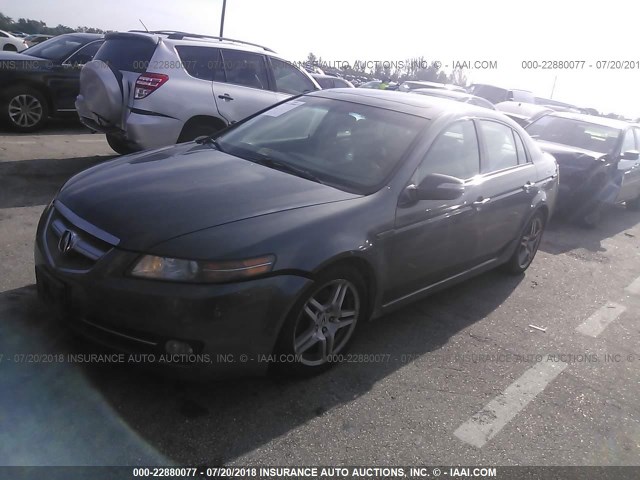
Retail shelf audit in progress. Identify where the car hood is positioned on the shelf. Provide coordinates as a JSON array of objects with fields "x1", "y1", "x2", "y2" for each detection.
[
  {"x1": 57, "y1": 143, "x2": 361, "y2": 251},
  {"x1": 535, "y1": 140, "x2": 606, "y2": 162}
]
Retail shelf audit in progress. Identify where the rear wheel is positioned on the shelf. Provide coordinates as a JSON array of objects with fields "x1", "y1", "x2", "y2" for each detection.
[
  {"x1": 503, "y1": 210, "x2": 546, "y2": 274},
  {"x1": 106, "y1": 134, "x2": 136, "y2": 155},
  {"x1": 273, "y1": 266, "x2": 367, "y2": 376},
  {"x1": 2, "y1": 87, "x2": 49, "y2": 132}
]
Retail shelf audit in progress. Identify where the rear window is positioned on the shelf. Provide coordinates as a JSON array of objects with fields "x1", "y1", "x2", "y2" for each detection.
[{"x1": 94, "y1": 37, "x2": 156, "y2": 73}]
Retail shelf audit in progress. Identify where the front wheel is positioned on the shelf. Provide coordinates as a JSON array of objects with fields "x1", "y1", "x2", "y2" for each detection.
[
  {"x1": 503, "y1": 211, "x2": 546, "y2": 274},
  {"x1": 273, "y1": 267, "x2": 367, "y2": 376}
]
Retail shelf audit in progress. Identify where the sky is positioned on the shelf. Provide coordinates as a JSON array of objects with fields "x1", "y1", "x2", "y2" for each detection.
[{"x1": 3, "y1": 0, "x2": 640, "y2": 117}]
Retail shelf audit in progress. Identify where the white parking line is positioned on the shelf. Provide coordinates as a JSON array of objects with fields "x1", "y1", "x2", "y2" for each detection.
[
  {"x1": 454, "y1": 360, "x2": 568, "y2": 448},
  {"x1": 575, "y1": 303, "x2": 626, "y2": 338},
  {"x1": 76, "y1": 139, "x2": 106, "y2": 143},
  {"x1": 625, "y1": 276, "x2": 640, "y2": 296},
  {"x1": 3, "y1": 141, "x2": 37, "y2": 145}
]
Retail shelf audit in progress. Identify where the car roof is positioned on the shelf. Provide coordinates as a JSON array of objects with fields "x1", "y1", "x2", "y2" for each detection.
[
  {"x1": 306, "y1": 88, "x2": 509, "y2": 121},
  {"x1": 548, "y1": 111, "x2": 631, "y2": 130},
  {"x1": 116, "y1": 30, "x2": 276, "y2": 55}
]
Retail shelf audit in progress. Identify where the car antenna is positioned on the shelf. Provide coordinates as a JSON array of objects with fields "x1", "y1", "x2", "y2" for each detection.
[{"x1": 139, "y1": 19, "x2": 149, "y2": 32}]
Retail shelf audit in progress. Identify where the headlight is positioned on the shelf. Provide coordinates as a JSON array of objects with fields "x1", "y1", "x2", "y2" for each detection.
[{"x1": 130, "y1": 254, "x2": 275, "y2": 283}]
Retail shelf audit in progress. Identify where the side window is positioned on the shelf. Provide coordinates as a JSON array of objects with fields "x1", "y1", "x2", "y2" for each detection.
[
  {"x1": 271, "y1": 58, "x2": 316, "y2": 94},
  {"x1": 65, "y1": 41, "x2": 103, "y2": 66},
  {"x1": 221, "y1": 50, "x2": 268, "y2": 90},
  {"x1": 415, "y1": 120, "x2": 480, "y2": 182},
  {"x1": 175, "y1": 46, "x2": 225, "y2": 82},
  {"x1": 513, "y1": 131, "x2": 529, "y2": 164},
  {"x1": 478, "y1": 120, "x2": 519, "y2": 173},
  {"x1": 621, "y1": 129, "x2": 636, "y2": 153}
]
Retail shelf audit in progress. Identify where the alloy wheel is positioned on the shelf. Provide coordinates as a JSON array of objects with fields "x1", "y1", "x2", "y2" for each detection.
[
  {"x1": 8, "y1": 94, "x2": 44, "y2": 128},
  {"x1": 293, "y1": 279, "x2": 360, "y2": 366},
  {"x1": 517, "y1": 215, "x2": 544, "y2": 269}
]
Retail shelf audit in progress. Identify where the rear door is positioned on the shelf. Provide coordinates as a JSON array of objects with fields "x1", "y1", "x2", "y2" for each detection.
[
  {"x1": 76, "y1": 33, "x2": 156, "y2": 129},
  {"x1": 53, "y1": 40, "x2": 103, "y2": 110},
  {"x1": 212, "y1": 49, "x2": 278, "y2": 124},
  {"x1": 473, "y1": 120, "x2": 538, "y2": 260}
]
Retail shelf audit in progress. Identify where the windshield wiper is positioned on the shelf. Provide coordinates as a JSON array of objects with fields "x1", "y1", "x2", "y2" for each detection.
[
  {"x1": 195, "y1": 135, "x2": 224, "y2": 152},
  {"x1": 250, "y1": 155, "x2": 324, "y2": 184}
]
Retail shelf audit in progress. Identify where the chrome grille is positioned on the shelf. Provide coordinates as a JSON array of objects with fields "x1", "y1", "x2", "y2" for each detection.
[{"x1": 44, "y1": 202, "x2": 117, "y2": 272}]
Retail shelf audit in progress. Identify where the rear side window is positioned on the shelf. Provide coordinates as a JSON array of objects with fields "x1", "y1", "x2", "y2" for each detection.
[
  {"x1": 220, "y1": 50, "x2": 268, "y2": 90},
  {"x1": 513, "y1": 131, "x2": 529, "y2": 164},
  {"x1": 478, "y1": 121, "x2": 519, "y2": 173},
  {"x1": 94, "y1": 37, "x2": 156, "y2": 73},
  {"x1": 271, "y1": 58, "x2": 316, "y2": 94},
  {"x1": 175, "y1": 46, "x2": 225, "y2": 82},
  {"x1": 65, "y1": 41, "x2": 103, "y2": 66}
]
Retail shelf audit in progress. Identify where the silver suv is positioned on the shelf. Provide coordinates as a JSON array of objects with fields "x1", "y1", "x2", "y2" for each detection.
[{"x1": 76, "y1": 31, "x2": 319, "y2": 154}]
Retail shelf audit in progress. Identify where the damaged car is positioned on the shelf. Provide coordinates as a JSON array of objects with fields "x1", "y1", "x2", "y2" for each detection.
[{"x1": 526, "y1": 112, "x2": 640, "y2": 226}]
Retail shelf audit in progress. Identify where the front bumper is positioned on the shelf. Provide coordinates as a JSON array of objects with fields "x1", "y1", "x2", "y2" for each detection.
[{"x1": 34, "y1": 205, "x2": 311, "y2": 377}]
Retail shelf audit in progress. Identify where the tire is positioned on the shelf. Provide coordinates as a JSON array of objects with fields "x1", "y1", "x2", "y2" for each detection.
[
  {"x1": 502, "y1": 210, "x2": 546, "y2": 275},
  {"x1": 106, "y1": 134, "x2": 136, "y2": 155},
  {"x1": 3, "y1": 44, "x2": 17, "y2": 52},
  {"x1": 177, "y1": 121, "x2": 223, "y2": 143},
  {"x1": 2, "y1": 86, "x2": 49, "y2": 132},
  {"x1": 626, "y1": 195, "x2": 640, "y2": 211},
  {"x1": 273, "y1": 266, "x2": 368, "y2": 376}
]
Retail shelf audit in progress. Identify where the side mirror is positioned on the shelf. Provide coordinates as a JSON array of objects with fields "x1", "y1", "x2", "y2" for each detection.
[
  {"x1": 621, "y1": 150, "x2": 640, "y2": 161},
  {"x1": 412, "y1": 173, "x2": 465, "y2": 201}
]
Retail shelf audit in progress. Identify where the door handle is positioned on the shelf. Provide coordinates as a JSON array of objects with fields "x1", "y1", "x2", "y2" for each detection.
[
  {"x1": 523, "y1": 181, "x2": 534, "y2": 192},
  {"x1": 218, "y1": 94, "x2": 234, "y2": 101},
  {"x1": 473, "y1": 197, "x2": 491, "y2": 207}
]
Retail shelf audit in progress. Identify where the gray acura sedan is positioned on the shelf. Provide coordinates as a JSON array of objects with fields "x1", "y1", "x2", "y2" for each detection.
[{"x1": 35, "y1": 89, "x2": 558, "y2": 376}]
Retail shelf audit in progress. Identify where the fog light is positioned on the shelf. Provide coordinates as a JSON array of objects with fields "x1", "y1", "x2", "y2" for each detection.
[{"x1": 165, "y1": 340, "x2": 193, "y2": 355}]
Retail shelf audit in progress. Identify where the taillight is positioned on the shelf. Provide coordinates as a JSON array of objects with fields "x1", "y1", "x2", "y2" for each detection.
[{"x1": 134, "y1": 73, "x2": 169, "y2": 99}]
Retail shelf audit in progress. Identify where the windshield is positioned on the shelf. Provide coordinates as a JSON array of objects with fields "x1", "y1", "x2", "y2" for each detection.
[
  {"x1": 216, "y1": 96, "x2": 427, "y2": 193},
  {"x1": 526, "y1": 115, "x2": 622, "y2": 154},
  {"x1": 469, "y1": 84, "x2": 507, "y2": 104},
  {"x1": 24, "y1": 35, "x2": 85, "y2": 61}
]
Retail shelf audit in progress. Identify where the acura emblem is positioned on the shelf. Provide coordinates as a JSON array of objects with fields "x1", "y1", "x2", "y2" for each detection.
[{"x1": 58, "y1": 229, "x2": 78, "y2": 255}]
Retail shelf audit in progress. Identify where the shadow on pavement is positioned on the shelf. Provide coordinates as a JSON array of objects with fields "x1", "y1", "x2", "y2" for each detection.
[
  {"x1": 0, "y1": 268, "x2": 523, "y2": 465},
  {"x1": 540, "y1": 204, "x2": 640, "y2": 256},
  {"x1": 0, "y1": 155, "x2": 115, "y2": 209},
  {"x1": 0, "y1": 117, "x2": 90, "y2": 136}
]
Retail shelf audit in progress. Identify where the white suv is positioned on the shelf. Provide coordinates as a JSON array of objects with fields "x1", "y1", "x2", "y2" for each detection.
[{"x1": 76, "y1": 31, "x2": 320, "y2": 154}]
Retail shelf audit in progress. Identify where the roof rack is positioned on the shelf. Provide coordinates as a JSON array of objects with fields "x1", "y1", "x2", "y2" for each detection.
[{"x1": 128, "y1": 30, "x2": 276, "y2": 53}]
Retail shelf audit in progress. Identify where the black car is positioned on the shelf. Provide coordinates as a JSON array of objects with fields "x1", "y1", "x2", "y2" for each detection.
[
  {"x1": 35, "y1": 89, "x2": 558, "y2": 376},
  {"x1": 0, "y1": 33, "x2": 103, "y2": 132},
  {"x1": 526, "y1": 112, "x2": 640, "y2": 226}
]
